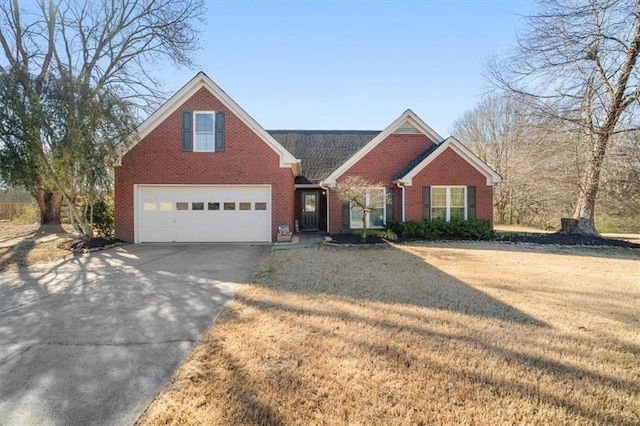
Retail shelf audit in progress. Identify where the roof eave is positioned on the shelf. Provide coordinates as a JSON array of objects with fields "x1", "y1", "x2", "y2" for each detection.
[
  {"x1": 116, "y1": 72, "x2": 299, "y2": 169},
  {"x1": 398, "y1": 137, "x2": 503, "y2": 186},
  {"x1": 323, "y1": 109, "x2": 444, "y2": 183}
]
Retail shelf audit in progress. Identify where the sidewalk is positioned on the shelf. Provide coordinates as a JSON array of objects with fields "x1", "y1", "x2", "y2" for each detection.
[{"x1": 271, "y1": 232, "x2": 326, "y2": 250}]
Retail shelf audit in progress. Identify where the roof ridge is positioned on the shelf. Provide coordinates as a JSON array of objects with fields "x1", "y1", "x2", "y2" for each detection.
[{"x1": 267, "y1": 129, "x2": 381, "y2": 134}]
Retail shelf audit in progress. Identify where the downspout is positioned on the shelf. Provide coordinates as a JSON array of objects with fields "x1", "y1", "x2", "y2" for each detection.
[
  {"x1": 321, "y1": 183, "x2": 330, "y2": 234},
  {"x1": 395, "y1": 182, "x2": 406, "y2": 222}
]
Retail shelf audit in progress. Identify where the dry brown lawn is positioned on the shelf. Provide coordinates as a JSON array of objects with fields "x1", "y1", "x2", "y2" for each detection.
[
  {"x1": 138, "y1": 242, "x2": 640, "y2": 425},
  {"x1": 0, "y1": 222, "x2": 76, "y2": 271}
]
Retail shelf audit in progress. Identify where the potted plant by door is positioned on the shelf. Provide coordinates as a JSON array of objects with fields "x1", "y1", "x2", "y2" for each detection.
[{"x1": 277, "y1": 224, "x2": 293, "y2": 242}]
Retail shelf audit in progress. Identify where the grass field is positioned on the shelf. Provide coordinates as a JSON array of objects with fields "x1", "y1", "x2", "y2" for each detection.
[{"x1": 138, "y1": 242, "x2": 640, "y2": 425}]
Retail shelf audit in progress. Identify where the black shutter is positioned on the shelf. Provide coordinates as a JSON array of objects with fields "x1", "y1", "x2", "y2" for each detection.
[
  {"x1": 182, "y1": 111, "x2": 192, "y2": 151},
  {"x1": 342, "y1": 202, "x2": 350, "y2": 230},
  {"x1": 215, "y1": 111, "x2": 225, "y2": 151},
  {"x1": 422, "y1": 186, "x2": 431, "y2": 221},
  {"x1": 467, "y1": 186, "x2": 476, "y2": 220},
  {"x1": 385, "y1": 187, "x2": 394, "y2": 223}
]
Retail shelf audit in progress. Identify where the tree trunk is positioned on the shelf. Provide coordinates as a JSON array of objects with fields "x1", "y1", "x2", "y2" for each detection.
[
  {"x1": 36, "y1": 188, "x2": 63, "y2": 225},
  {"x1": 362, "y1": 210, "x2": 368, "y2": 242},
  {"x1": 573, "y1": 134, "x2": 608, "y2": 236}
]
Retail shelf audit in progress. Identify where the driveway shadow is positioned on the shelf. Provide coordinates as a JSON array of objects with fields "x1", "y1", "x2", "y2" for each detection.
[{"x1": 0, "y1": 243, "x2": 267, "y2": 425}]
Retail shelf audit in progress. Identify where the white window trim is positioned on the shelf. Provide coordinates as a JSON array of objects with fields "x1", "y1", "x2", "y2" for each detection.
[
  {"x1": 350, "y1": 187, "x2": 386, "y2": 229},
  {"x1": 193, "y1": 111, "x2": 216, "y2": 152},
  {"x1": 431, "y1": 186, "x2": 467, "y2": 221}
]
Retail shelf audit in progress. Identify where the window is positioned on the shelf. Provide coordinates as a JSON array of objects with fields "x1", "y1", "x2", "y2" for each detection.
[
  {"x1": 159, "y1": 202, "x2": 172, "y2": 211},
  {"x1": 192, "y1": 202, "x2": 204, "y2": 211},
  {"x1": 143, "y1": 202, "x2": 156, "y2": 211},
  {"x1": 239, "y1": 202, "x2": 251, "y2": 211},
  {"x1": 194, "y1": 112, "x2": 215, "y2": 152},
  {"x1": 223, "y1": 202, "x2": 235, "y2": 210},
  {"x1": 208, "y1": 202, "x2": 220, "y2": 210},
  {"x1": 431, "y1": 186, "x2": 466, "y2": 221},
  {"x1": 350, "y1": 188, "x2": 386, "y2": 229},
  {"x1": 176, "y1": 202, "x2": 188, "y2": 211},
  {"x1": 255, "y1": 202, "x2": 267, "y2": 211}
]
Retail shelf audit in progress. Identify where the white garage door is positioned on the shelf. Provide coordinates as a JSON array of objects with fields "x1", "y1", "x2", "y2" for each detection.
[{"x1": 137, "y1": 185, "x2": 271, "y2": 242}]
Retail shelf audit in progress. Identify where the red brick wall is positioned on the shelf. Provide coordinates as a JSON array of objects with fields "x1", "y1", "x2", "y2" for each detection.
[
  {"x1": 114, "y1": 87, "x2": 295, "y2": 242},
  {"x1": 404, "y1": 147, "x2": 494, "y2": 223},
  {"x1": 328, "y1": 144, "x2": 494, "y2": 234},
  {"x1": 328, "y1": 134, "x2": 435, "y2": 234}
]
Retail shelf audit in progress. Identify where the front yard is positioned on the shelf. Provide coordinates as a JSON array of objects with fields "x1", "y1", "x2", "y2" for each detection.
[{"x1": 138, "y1": 241, "x2": 639, "y2": 425}]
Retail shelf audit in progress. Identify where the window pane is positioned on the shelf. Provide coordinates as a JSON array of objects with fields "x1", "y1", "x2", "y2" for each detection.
[
  {"x1": 143, "y1": 202, "x2": 156, "y2": 211},
  {"x1": 432, "y1": 207, "x2": 446, "y2": 220},
  {"x1": 192, "y1": 202, "x2": 204, "y2": 211},
  {"x1": 239, "y1": 202, "x2": 251, "y2": 210},
  {"x1": 373, "y1": 188, "x2": 385, "y2": 209},
  {"x1": 370, "y1": 208, "x2": 385, "y2": 227},
  {"x1": 431, "y1": 187, "x2": 446, "y2": 207},
  {"x1": 224, "y1": 202, "x2": 235, "y2": 210},
  {"x1": 350, "y1": 206, "x2": 363, "y2": 229},
  {"x1": 450, "y1": 207, "x2": 465, "y2": 221},
  {"x1": 208, "y1": 202, "x2": 220, "y2": 210},
  {"x1": 160, "y1": 202, "x2": 172, "y2": 211},
  {"x1": 451, "y1": 187, "x2": 465, "y2": 207},
  {"x1": 195, "y1": 134, "x2": 214, "y2": 151},
  {"x1": 176, "y1": 202, "x2": 188, "y2": 211},
  {"x1": 255, "y1": 202, "x2": 267, "y2": 210},
  {"x1": 195, "y1": 113, "x2": 214, "y2": 132},
  {"x1": 304, "y1": 194, "x2": 316, "y2": 212}
]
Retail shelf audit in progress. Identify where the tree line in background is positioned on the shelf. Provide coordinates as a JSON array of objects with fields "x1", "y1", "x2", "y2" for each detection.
[
  {"x1": 451, "y1": 93, "x2": 640, "y2": 232},
  {"x1": 453, "y1": 0, "x2": 640, "y2": 234}
]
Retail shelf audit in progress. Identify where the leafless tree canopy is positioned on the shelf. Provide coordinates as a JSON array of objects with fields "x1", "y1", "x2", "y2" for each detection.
[
  {"x1": 0, "y1": 0, "x2": 204, "y2": 110},
  {"x1": 334, "y1": 176, "x2": 388, "y2": 241}
]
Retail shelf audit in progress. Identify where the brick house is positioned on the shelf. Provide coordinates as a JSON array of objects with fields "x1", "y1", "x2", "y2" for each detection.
[{"x1": 114, "y1": 72, "x2": 502, "y2": 242}]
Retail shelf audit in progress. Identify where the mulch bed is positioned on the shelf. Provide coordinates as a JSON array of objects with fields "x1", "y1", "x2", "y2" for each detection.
[
  {"x1": 58, "y1": 237, "x2": 126, "y2": 254},
  {"x1": 325, "y1": 234, "x2": 387, "y2": 245},
  {"x1": 327, "y1": 232, "x2": 640, "y2": 249},
  {"x1": 494, "y1": 232, "x2": 640, "y2": 249}
]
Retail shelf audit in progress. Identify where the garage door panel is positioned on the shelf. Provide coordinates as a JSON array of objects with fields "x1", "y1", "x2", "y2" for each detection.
[{"x1": 137, "y1": 186, "x2": 271, "y2": 242}]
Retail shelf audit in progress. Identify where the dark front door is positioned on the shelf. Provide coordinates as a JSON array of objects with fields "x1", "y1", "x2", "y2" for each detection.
[{"x1": 301, "y1": 191, "x2": 319, "y2": 231}]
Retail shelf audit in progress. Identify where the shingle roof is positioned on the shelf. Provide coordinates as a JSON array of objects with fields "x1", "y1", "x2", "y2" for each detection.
[
  {"x1": 268, "y1": 130, "x2": 380, "y2": 184},
  {"x1": 393, "y1": 143, "x2": 440, "y2": 181}
]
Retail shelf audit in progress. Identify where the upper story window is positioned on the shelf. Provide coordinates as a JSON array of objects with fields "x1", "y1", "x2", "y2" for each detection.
[
  {"x1": 182, "y1": 110, "x2": 225, "y2": 152},
  {"x1": 194, "y1": 112, "x2": 215, "y2": 152}
]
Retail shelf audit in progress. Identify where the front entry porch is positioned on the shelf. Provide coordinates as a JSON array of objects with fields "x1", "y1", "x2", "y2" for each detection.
[{"x1": 294, "y1": 187, "x2": 327, "y2": 232}]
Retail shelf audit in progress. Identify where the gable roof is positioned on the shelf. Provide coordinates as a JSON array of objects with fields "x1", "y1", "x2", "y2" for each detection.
[
  {"x1": 321, "y1": 109, "x2": 444, "y2": 185},
  {"x1": 116, "y1": 72, "x2": 300, "y2": 172},
  {"x1": 268, "y1": 130, "x2": 379, "y2": 184},
  {"x1": 394, "y1": 136, "x2": 503, "y2": 186}
]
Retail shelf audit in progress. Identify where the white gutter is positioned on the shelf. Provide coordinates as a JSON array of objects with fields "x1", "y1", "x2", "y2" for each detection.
[
  {"x1": 326, "y1": 188, "x2": 330, "y2": 233},
  {"x1": 320, "y1": 182, "x2": 331, "y2": 234},
  {"x1": 396, "y1": 182, "x2": 406, "y2": 222}
]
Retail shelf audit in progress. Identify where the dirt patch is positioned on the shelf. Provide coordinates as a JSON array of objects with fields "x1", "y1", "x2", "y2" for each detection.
[
  {"x1": 138, "y1": 243, "x2": 640, "y2": 425},
  {"x1": 0, "y1": 222, "x2": 124, "y2": 270}
]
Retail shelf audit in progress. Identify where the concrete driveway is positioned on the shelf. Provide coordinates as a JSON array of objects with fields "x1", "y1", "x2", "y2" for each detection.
[{"x1": 0, "y1": 243, "x2": 267, "y2": 425}]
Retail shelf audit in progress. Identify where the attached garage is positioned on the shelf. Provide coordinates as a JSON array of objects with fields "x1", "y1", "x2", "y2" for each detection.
[{"x1": 136, "y1": 185, "x2": 271, "y2": 243}]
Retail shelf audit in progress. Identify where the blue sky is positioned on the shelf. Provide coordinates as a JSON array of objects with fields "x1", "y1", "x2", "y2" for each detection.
[{"x1": 158, "y1": 1, "x2": 534, "y2": 136}]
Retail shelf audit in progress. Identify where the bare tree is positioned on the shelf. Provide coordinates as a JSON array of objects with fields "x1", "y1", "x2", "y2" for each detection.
[
  {"x1": 0, "y1": 0, "x2": 204, "y2": 235},
  {"x1": 334, "y1": 176, "x2": 389, "y2": 242},
  {"x1": 489, "y1": 0, "x2": 640, "y2": 235},
  {"x1": 451, "y1": 94, "x2": 531, "y2": 224}
]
